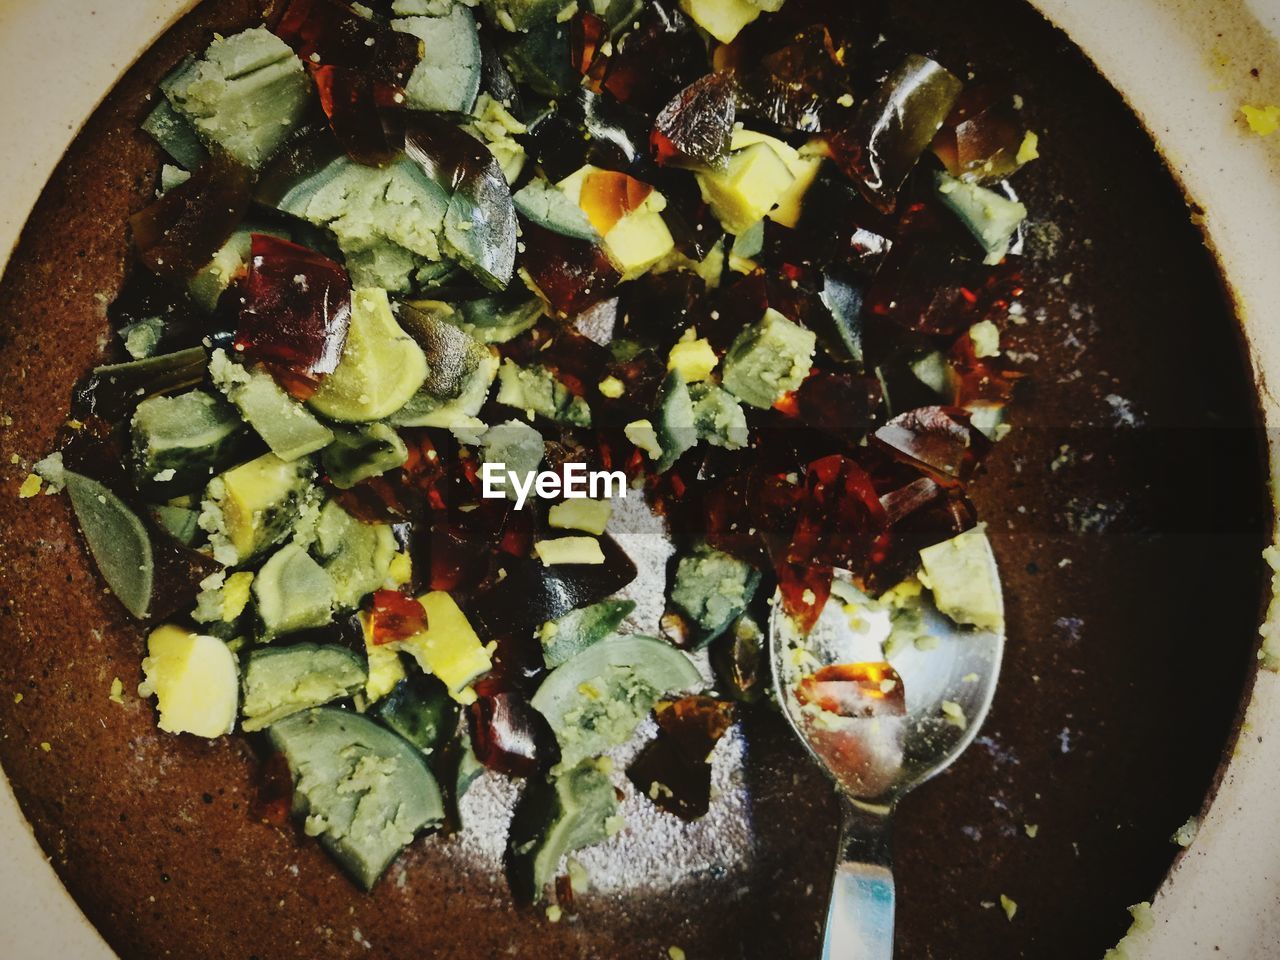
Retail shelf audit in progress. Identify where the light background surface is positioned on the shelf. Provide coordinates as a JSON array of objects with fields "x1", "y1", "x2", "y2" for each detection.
[{"x1": 1, "y1": 0, "x2": 1279, "y2": 956}]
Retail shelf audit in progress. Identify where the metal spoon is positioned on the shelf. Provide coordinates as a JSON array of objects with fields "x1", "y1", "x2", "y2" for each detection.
[{"x1": 769, "y1": 564, "x2": 1005, "y2": 959}]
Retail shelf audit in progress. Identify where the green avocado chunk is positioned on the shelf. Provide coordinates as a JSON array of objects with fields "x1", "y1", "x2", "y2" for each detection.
[
  {"x1": 934, "y1": 172, "x2": 1027, "y2": 265},
  {"x1": 690, "y1": 382, "x2": 748, "y2": 450},
  {"x1": 480, "y1": 0, "x2": 565, "y2": 31},
  {"x1": 64, "y1": 471, "x2": 154, "y2": 620},
  {"x1": 495, "y1": 359, "x2": 592, "y2": 426},
  {"x1": 393, "y1": 7, "x2": 482, "y2": 114},
  {"x1": 200, "y1": 453, "x2": 318, "y2": 565},
  {"x1": 391, "y1": 302, "x2": 500, "y2": 433},
  {"x1": 162, "y1": 27, "x2": 311, "y2": 169},
  {"x1": 721, "y1": 307, "x2": 817, "y2": 409},
  {"x1": 530, "y1": 635, "x2": 701, "y2": 769},
  {"x1": 539, "y1": 598, "x2": 636, "y2": 669},
  {"x1": 654, "y1": 370, "x2": 696, "y2": 472},
  {"x1": 241, "y1": 644, "x2": 367, "y2": 732},
  {"x1": 253, "y1": 542, "x2": 337, "y2": 640},
  {"x1": 142, "y1": 79, "x2": 209, "y2": 170},
  {"x1": 150, "y1": 504, "x2": 202, "y2": 547},
  {"x1": 918, "y1": 523, "x2": 1005, "y2": 633},
  {"x1": 669, "y1": 543, "x2": 761, "y2": 646},
  {"x1": 513, "y1": 178, "x2": 600, "y2": 242},
  {"x1": 480, "y1": 420, "x2": 545, "y2": 501},
  {"x1": 308, "y1": 289, "x2": 429, "y2": 423},
  {"x1": 370, "y1": 673, "x2": 457, "y2": 753},
  {"x1": 274, "y1": 156, "x2": 450, "y2": 293},
  {"x1": 448, "y1": 292, "x2": 545, "y2": 344},
  {"x1": 506, "y1": 759, "x2": 619, "y2": 903},
  {"x1": 130, "y1": 389, "x2": 246, "y2": 497},
  {"x1": 267, "y1": 707, "x2": 445, "y2": 890},
  {"x1": 209, "y1": 350, "x2": 334, "y2": 461},
  {"x1": 312, "y1": 500, "x2": 398, "y2": 610},
  {"x1": 321, "y1": 424, "x2": 409, "y2": 490}
]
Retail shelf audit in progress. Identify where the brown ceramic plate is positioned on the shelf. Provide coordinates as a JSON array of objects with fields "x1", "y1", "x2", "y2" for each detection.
[{"x1": 0, "y1": 0, "x2": 1268, "y2": 957}]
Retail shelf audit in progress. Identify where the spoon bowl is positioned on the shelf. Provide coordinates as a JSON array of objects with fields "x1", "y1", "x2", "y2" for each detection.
[{"x1": 769, "y1": 565, "x2": 1005, "y2": 958}]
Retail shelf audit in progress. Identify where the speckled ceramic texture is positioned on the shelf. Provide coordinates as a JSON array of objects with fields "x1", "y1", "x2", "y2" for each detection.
[{"x1": 0, "y1": 0, "x2": 1269, "y2": 957}]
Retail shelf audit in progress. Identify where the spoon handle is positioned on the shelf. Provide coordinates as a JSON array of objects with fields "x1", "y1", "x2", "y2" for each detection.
[{"x1": 821, "y1": 798, "x2": 895, "y2": 960}]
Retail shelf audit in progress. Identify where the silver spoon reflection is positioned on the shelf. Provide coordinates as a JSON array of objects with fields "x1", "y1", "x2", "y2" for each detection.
[{"x1": 769, "y1": 555, "x2": 1005, "y2": 960}]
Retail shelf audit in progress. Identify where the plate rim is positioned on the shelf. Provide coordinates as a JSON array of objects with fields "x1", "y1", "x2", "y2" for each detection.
[{"x1": 0, "y1": 0, "x2": 1277, "y2": 956}]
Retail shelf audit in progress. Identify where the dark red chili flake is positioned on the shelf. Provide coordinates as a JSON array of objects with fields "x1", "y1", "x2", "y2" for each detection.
[
  {"x1": 617, "y1": 270, "x2": 708, "y2": 348},
  {"x1": 272, "y1": 0, "x2": 421, "y2": 164},
  {"x1": 795, "y1": 662, "x2": 906, "y2": 719},
  {"x1": 948, "y1": 329, "x2": 1023, "y2": 408},
  {"x1": 570, "y1": 11, "x2": 610, "y2": 90},
  {"x1": 369, "y1": 589, "x2": 427, "y2": 644},
  {"x1": 468, "y1": 678, "x2": 559, "y2": 777},
  {"x1": 518, "y1": 219, "x2": 621, "y2": 317},
  {"x1": 601, "y1": 0, "x2": 707, "y2": 116},
  {"x1": 130, "y1": 152, "x2": 252, "y2": 282},
  {"x1": 790, "y1": 455, "x2": 888, "y2": 572},
  {"x1": 651, "y1": 72, "x2": 737, "y2": 170},
  {"x1": 234, "y1": 234, "x2": 352, "y2": 399},
  {"x1": 273, "y1": 0, "x2": 419, "y2": 87},
  {"x1": 309, "y1": 64, "x2": 402, "y2": 166},
  {"x1": 931, "y1": 85, "x2": 1025, "y2": 181},
  {"x1": 656, "y1": 696, "x2": 737, "y2": 758},
  {"x1": 148, "y1": 525, "x2": 225, "y2": 622},
  {"x1": 628, "y1": 696, "x2": 736, "y2": 820},
  {"x1": 739, "y1": 26, "x2": 853, "y2": 134},
  {"x1": 510, "y1": 323, "x2": 613, "y2": 399},
  {"x1": 773, "y1": 550, "x2": 832, "y2": 636},
  {"x1": 790, "y1": 371, "x2": 883, "y2": 442},
  {"x1": 878, "y1": 475, "x2": 944, "y2": 527},
  {"x1": 554, "y1": 874, "x2": 578, "y2": 915},
  {"x1": 251, "y1": 751, "x2": 295, "y2": 826},
  {"x1": 871, "y1": 406, "x2": 991, "y2": 489},
  {"x1": 863, "y1": 202, "x2": 1003, "y2": 337}
]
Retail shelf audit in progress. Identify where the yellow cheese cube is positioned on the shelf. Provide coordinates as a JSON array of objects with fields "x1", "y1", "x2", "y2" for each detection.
[
  {"x1": 548, "y1": 498, "x2": 613, "y2": 535},
  {"x1": 697, "y1": 141, "x2": 796, "y2": 235},
  {"x1": 604, "y1": 210, "x2": 676, "y2": 280},
  {"x1": 679, "y1": 0, "x2": 761, "y2": 44},
  {"x1": 220, "y1": 571, "x2": 254, "y2": 622},
  {"x1": 534, "y1": 537, "x2": 607, "y2": 566},
  {"x1": 667, "y1": 331, "x2": 718, "y2": 383},
  {"x1": 140, "y1": 625, "x2": 238, "y2": 738},
  {"x1": 361, "y1": 611, "x2": 406, "y2": 703},
  {"x1": 394, "y1": 591, "x2": 492, "y2": 704}
]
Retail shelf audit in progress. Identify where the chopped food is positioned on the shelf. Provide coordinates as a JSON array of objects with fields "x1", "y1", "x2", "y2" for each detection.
[{"x1": 40, "y1": 0, "x2": 1040, "y2": 906}]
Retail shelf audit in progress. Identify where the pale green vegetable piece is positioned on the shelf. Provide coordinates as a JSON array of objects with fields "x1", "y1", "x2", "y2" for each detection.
[
  {"x1": 65, "y1": 471, "x2": 154, "y2": 619},
  {"x1": 308, "y1": 289, "x2": 428, "y2": 422}
]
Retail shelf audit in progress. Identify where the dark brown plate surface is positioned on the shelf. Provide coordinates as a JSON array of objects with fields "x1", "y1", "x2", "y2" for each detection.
[{"x1": 0, "y1": 0, "x2": 1268, "y2": 957}]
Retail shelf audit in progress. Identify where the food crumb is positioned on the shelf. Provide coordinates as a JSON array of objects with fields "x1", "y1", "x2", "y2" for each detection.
[
  {"x1": 668, "y1": 948, "x2": 687, "y2": 960},
  {"x1": 941, "y1": 700, "x2": 967, "y2": 729},
  {"x1": 999, "y1": 893, "x2": 1018, "y2": 921},
  {"x1": 566, "y1": 857, "x2": 591, "y2": 894},
  {"x1": 545, "y1": 904, "x2": 562, "y2": 923},
  {"x1": 1024, "y1": 823, "x2": 1039, "y2": 839},
  {"x1": 1241, "y1": 103, "x2": 1280, "y2": 136},
  {"x1": 109, "y1": 677, "x2": 124, "y2": 704},
  {"x1": 13, "y1": 693, "x2": 22, "y2": 704},
  {"x1": 18, "y1": 474, "x2": 42, "y2": 498},
  {"x1": 39, "y1": 742, "x2": 51, "y2": 753},
  {"x1": 1171, "y1": 815, "x2": 1199, "y2": 848},
  {"x1": 1103, "y1": 902, "x2": 1155, "y2": 959},
  {"x1": 1016, "y1": 130, "x2": 1039, "y2": 165}
]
